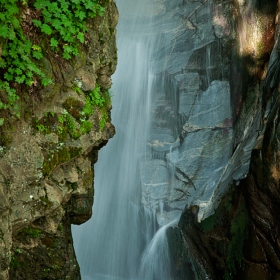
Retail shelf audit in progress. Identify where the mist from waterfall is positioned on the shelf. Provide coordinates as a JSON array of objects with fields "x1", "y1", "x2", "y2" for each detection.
[{"x1": 72, "y1": 0, "x2": 172, "y2": 279}]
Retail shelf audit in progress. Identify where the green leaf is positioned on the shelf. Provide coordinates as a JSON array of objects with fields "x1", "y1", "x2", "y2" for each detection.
[
  {"x1": 88, "y1": 11, "x2": 96, "y2": 18},
  {"x1": 69, "y1": 25, "x2": 77, "y2": 35},
  {"x1": 50, "y1": 37, "x2": 59, "y2": 47},
  {"x1": 97, "y1": 7, "x2": 105, "y2": 17},
  {"x1": 26, "y1": 71, "x2": 33, "y2": 78},
  {"x1": 11, "y1": 17, "x2": 20, "y2": 28},
  {"x1": 77, "y1": 32, "x2": 84, "y2": 43},
  {"x1": 60, "y1": 14, "x2": 71, "y2": 27},
  {"x1": 41, "y1": 24, "x2": 53, "y2": 35},
  {"x1": 41, "y1": 77, "x2": 52, "y2": 86},
  {"x1": 32, "y1": 50, "x2": 44, "y2": 60},
  {"x1": 0, "y1": 13, "x2": 6, "y2": 21},
  {"x1": 70, "y1": 0, "x2": 80, "y2": 4},
  {"x1": 6, "y1": 3, "x2": 19, "y2": 15},
  {"x1": 52, "y1": 19, "x2": 62, "y2": 30},
  {"x1": 32, "y1": 45, "x2": 41, "y2": 51},
  {"x1": 0, "y1": 60, "x2": 7, "y2": 68},
  {"x1": 58, "y1": 115, "x2": 64, "y2": 123},
  {"x1": 34, "y1": 0, "x2": 48, "y2": 10},
  {"x1": 25, "y1": 79, "x2": 34, "y2": 86},
  {"x1": 47, "y1": 2, "x2": 58, "y2": 13},
  {"x1": 59, "y1": 0, "x2": 69, "y2": 12},
  {"x1": 4, "y1": 72, "x2": 13, "y2": 81},
  {"x1": 63, "y1": 45, "x2": 73, "y2": 53},
  {"x1": 15, "y1": 68, "x2": 22, "y2": 75},
  {"x1": 32, "y1": 19, "x2": 42, "y2": 27},
  {"x1": 62, "y1": 52, "x2": 71, "y2": 60},
  {"x1": 15, "y1": 75, "x2": 26, "y2": 84},
  {"x1": 75, "y1": 10, "x2": 86, "y2": 20},
  {"x1": 0, "y1": 25, "x2": 10, "y2": 38}
]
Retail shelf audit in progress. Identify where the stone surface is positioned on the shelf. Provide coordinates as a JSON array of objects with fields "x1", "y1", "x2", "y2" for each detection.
[
  {"x1": 0, "y1": 1, "x2": 118, "y2": 279},
  {"x1": 135, "y1": 0, "x2": 280, "y2": 279},
  {"x1": 140, "y1": 0, "x2": 263, "y2": 227},
  {"x1": 173, "y1": 0, "x2": 280, "y2": 279}
]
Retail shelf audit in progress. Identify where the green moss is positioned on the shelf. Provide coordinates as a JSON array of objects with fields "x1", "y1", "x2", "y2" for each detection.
[
  {"x1": 10, "y1": 255, "x2": 20, "y2": 269},
  {"x1": 33, "y1": 83, "x2": 112, "y2": 141},
  {"x1": 33, "y1": 113, "x2": 58, "y2": 135},
  {"x1": 64, "y1": 113, "x2": 80, "y2": 139},
  {"x1": 200, "y1": 210, "x2": 219, "y2": 232},
  {"x1": 57, "y1": 223, "x2": 63, "y2": 232},
  {"x1": 42, "y1": 146, "x2": 82, "y2": 176},
  {"x1": 99, "y1": 110, "x2": 108, "y2": 131},
  {"x1": 225, "y1": 199, "x2": 249, "y2": 280},
  {"x1": 0, "y1": 118, "x2": 16, "y2": 148},
  {"x1": 80, "y1": 120, "x2": 93, "y2": 134},
  {"x1": 19, "y1": 227, "x2": 42, "y2": 239}
]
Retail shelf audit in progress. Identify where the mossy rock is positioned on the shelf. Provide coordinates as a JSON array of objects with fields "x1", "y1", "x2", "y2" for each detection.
[
  {"x1": 63, "y1": 97, "x2": 84, "y2": 119},
  {"x1": 42, "y1": 146, "x2": 82, "y2": 176}
]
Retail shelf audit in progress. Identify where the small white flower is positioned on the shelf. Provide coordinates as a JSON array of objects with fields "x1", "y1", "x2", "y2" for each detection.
[{"x1": 30, "y1": 195, "x2": 33, "y2": 199}]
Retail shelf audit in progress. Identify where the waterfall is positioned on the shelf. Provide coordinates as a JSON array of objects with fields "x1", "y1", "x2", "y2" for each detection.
[
  {"x1": 72, "y1": 0, "x2": 168, "y2": 279},
  {"x1": 72, "y1": 0, "x2": 265, "y2": 278},
  {"x1": 137, "y1": 219, "x2": 179, "y2": 280}
]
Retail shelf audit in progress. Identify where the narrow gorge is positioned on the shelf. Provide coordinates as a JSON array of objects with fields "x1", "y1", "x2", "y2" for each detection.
[{"x1": 1, "y1": 0, "x2": 280, "y2": 279}]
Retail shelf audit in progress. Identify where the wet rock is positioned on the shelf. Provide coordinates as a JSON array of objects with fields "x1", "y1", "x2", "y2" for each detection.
[
  {"x1": 174, "y1": 0, "x2": 280, "y2": 278},
  {"x1": 177, "y1": 73, "x2": 200, "y2": 118},
  {"x1": 140, "y1": 159, "x2": 170, "y2": 209}
]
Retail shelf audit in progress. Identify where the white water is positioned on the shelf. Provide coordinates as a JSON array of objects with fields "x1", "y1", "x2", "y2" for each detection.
[
  {"x1": 137, "y1": 219, "x2": 179, "y2": 280},
  {"x1": 72, "y1": 0, "x2": 173, "y2": 279}
]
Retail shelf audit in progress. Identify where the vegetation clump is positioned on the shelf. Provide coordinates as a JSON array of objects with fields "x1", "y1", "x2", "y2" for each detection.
[
  {"x1": 32, "y1": 0, "x2": 105, "y2": 59},
  {"x1": 19, "y1": 226, "x2": 42, "y2": 238},
  {"x1": 0, "y1": 0, "x2": 105, "y2": 123},
  {"x1": 33, "y1": 83, "x2": 109, "y2": 141}
]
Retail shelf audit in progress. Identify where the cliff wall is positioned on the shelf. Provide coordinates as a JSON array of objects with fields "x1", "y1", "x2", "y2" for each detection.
[
  {"x1": 132, "y1": 0, "x2": 280, "y2": 279},
  {"x1": 173, "y1": 0, "x2": 280, "y2": 279},
  {"x1": 0, "y1": 1, "x2": 118, "y2": 279}
]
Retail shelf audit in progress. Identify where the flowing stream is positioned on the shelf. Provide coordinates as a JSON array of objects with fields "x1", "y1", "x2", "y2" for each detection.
[{"x1": 72, "y1": 0, "x2": 173, "y2": 279}]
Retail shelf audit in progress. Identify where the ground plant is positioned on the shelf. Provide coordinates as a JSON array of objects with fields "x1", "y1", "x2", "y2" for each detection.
[{"x1": 0, "y1": 0, "x2": 105, "y2": 121}]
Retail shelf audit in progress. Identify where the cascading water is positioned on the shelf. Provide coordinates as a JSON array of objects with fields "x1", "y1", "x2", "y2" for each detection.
[
  {"x1": 72, "y1": 0, "x2": 169, "y2": 279},
  {"x1": 73, "y1": 0, "x2": 261, "y2": 278},
  {"x1": 137, "y1": 219, "x2": 178, "y2": 280}
]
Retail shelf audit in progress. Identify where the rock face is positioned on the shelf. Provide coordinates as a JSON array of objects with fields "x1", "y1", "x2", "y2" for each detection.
[
  {"x1": 0, "y1": 1, "x2": 118, "y2": 279},
  {"x1": 138, "y1": 0, "x2": 259, "y2": 227},
  {"x1": 138, "y1": 0, "x2": 265, "y2": 229},
  {"x1": 167, "y1": 0, "x2": 280, "y2": 279},
  {"x1": 135, "y1": 0, "x2": 280, "y2": 279}
]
